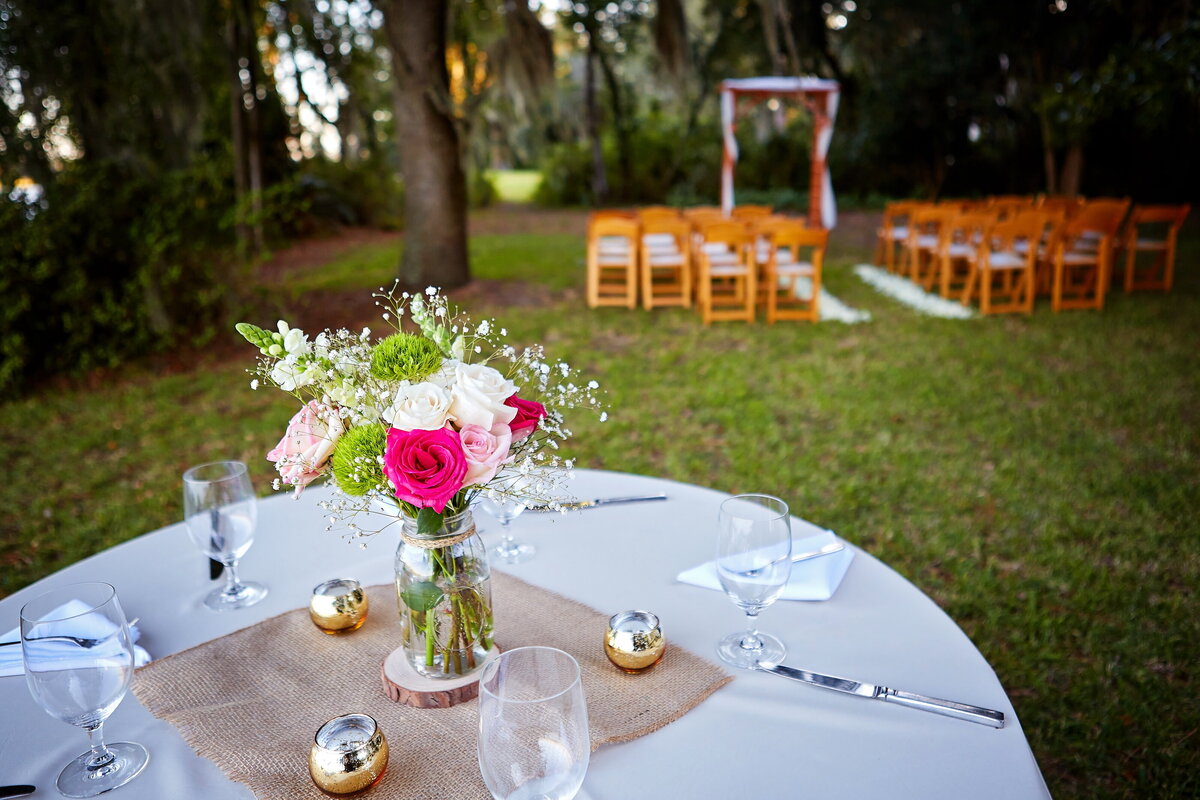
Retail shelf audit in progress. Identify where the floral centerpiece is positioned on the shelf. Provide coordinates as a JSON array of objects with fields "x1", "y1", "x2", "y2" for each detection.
[{"x1": 236, "y1": 286, "x2": 604, "y2": 678}]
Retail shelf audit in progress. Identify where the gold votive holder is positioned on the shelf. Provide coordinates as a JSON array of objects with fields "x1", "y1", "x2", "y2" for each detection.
[
  {"x1": 310, "y1": 579, "x2": 368, "y2": 634},
  {"x1": 309, "y1": 713, "x2": 389, "y2": 796},
  {"x1": 604, "y1": 610, "x2": 666, "y2": 673}
]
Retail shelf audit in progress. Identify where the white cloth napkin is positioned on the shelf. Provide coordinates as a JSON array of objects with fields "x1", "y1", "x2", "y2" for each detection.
[
  {"x1": 676, "y1": 530, "x2": 854, "y2": 602},
  {"x1": 1, "y1": 599, "x2": 152, "y2": 678}
]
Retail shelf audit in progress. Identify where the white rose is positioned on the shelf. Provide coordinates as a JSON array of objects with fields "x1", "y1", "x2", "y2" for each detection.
[
  {"x1": 384, "y1": 381, "x2": 453, "y2": 431},
  {"x1": 426, "y1": 359, "x2": 462, "y2": 389},
  {"x1": 448, "y1": 363, "x2": 518, "y2": 430}
]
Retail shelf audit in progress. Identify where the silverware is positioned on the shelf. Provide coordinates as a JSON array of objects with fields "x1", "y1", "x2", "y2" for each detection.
[
  {"x1": 0, "y1": 786, "x2": 36, "y2": 799},
  {"x1": 526, "y1": 494, "x2": 668, "y2": 512},
  {"x1": 1, "y1": 617, "x2": 140, "y2": 649},
  {"x1": 791, "y1": 540, "x2": 845, "y2": 563},
  {"x1": 755, "y1": 661, "x2": 1006, "y2": 728}
]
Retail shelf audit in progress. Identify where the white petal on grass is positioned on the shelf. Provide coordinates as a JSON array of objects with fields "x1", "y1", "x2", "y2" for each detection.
[{"x1": 852, "y1": 264, "x2": 976, "y2": 319}]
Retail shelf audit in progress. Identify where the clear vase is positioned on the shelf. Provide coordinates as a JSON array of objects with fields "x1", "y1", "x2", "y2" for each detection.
[{"x1": 394, "y1": 509, "x2": 494, "y2": 680}]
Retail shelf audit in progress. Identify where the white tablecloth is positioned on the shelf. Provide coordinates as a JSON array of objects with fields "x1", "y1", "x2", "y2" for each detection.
[{"x1": 0, "y1": 470, "x2": 1050, "y2": 799}]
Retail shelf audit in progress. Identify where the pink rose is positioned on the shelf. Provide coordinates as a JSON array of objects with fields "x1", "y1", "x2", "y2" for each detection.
[
  {"x1": 459, "y1": 423, "x2": 513, "y2": 487},
  {"x1": 383, "y1": 426, "x2": 468, "y2": 513},
  {"x1": 267, "y1": 400, "x2": 344, "y2": 493},
  {"x1": 505, "y1": 394, "x2": 547, "y2": 442}
]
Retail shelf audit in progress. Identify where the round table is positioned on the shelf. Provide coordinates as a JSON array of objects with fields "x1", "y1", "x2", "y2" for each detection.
[{"x1": 0, "y1": 470, "x2": 1050, "y2": 799}]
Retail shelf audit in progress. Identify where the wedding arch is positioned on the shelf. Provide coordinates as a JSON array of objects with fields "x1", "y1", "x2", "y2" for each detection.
[{"x1": 719, "y1": 77, "x2": 841, "y2": 228}]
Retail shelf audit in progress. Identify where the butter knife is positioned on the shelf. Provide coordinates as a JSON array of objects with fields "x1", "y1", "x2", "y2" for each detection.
[
  {"x1": 0, "y1": 786, "x2": 36, "y2": 799},
  {"x1": 526, "y1": 494, "x2": 667, "y2": 512},
  {"x1": 756, "y1": 661, "x2": 1006, "y2": 728}
]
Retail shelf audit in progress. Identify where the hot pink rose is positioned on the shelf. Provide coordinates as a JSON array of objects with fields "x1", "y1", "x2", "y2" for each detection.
[
  {"x1": 383, "y1": 426, "x2": 468, "y2": 513},
  {"x1": 505, "y1": 394, "x2": 547, "y2": 442},
  {"x1": 459, "y1": 423, "x2": 513, "y2": 487},
  {"x1": 267, "y1": 400, "x2": 344, "y2": 493}
]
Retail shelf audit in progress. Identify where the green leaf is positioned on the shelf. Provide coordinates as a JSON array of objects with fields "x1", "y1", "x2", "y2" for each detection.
[
  {"x1": 417, "y1": 507, "x2": 443, "y2": 536},
  {"x1": 400, "y1": 580, "x2": 443, "y2": 613}
]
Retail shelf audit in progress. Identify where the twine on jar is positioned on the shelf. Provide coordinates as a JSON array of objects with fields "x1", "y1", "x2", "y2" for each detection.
[{"x1": 399, "y1": 522, "x2": 477, "y2": 550}]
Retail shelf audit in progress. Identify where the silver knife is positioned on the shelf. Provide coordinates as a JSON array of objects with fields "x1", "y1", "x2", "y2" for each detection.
[
  {"x1": 792, "y1": 541, "x2": 845, "y2": 563},
  {"x1": 0, "y1": 787, "x2": 35, "y2": 800},
  {"x1": 526, "y1": 494, "x2": 667, "y2": 512},
  {"x1": 756, "y1": 661, "x2": 1006, "y2": 728}
]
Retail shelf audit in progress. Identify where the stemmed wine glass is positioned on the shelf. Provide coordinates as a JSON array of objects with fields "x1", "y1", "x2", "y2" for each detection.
[
  {"x1": 478, "y1": 491, "x2": 535, "y2": 565},
  {"x1": 715, "y1": 494, "x2": 792, "y2": 669},
  {"x1": 478, "y1": 646, "x2": 590, "y2": 800},
  {"x1": 20, "y1": 582, "x2": 150, "y2": 798},
  {"x1": 183, "y1": 460, "x2": 268, "y2": 611}
]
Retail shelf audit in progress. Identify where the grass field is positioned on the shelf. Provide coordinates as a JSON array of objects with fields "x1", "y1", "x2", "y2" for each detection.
[{"x1": 1, "y1": 215, "x2": 1197, "y2": 798}]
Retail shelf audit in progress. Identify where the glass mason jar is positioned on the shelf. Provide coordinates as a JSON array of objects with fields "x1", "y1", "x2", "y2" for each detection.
[{"x1": 394, "y1": 510, "x2": 493, "y2": 680}]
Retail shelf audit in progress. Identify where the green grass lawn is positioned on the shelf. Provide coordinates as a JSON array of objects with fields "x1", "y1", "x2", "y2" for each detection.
[
  {"x1": 488, "y1": 169, "x2": 543, "y2": 203},
  {"x1": 1, "y1": 220, "x2": 1197, "y2": 798}
]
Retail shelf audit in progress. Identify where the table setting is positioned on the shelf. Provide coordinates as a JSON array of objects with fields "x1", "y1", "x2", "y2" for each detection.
[{"x1": 0, "y1": 288, "x2": 1050, "y2": 800}]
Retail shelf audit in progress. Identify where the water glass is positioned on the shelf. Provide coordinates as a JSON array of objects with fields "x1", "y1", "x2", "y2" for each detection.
[
  {"x1": 478, "y1": 646, "x2": 589, "y2": 800},
  {"x1": 20, "y1": 582, "x2": 150, "y2": 797},
  {"x1": 183, "y1": 460, "x2": 268, "y2": 611},
  {"x1": 478, "y1": 494, "x2": 536, "y2": 564},
  {"x1": 715, "y1": 494, "x2": 792, "y2": 669}
]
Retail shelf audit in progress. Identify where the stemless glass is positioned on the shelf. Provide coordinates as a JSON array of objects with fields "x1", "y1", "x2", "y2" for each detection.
[
  {"x1": 478, "y1": 646, "x2": 590, "y2": 800},
  {"x1": 20, "y1": 582, "x2": 150, "y2": 798},
  {"x1": 183, "y1": 460, "x2": 268, "y2": 611},
  {"x1": 478, "y1": 494, "x2": 535, "y2": 565},
  {"x1": 715, "y1": 494, "x2": 793, "y2": 669}
]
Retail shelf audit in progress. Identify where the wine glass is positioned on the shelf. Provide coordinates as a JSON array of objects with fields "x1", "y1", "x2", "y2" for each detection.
[
  {"x1": 183, "y1": 460, "x2": 268, "y2": 611},
  {"x1": 20, "y1": 582, "x2": 150, "y2": 798},
  {"x1": 478, "y1": 646, "x2": 590, "y2": 800},
  {"x1": 478, "y1": 492, "x2": 535, "y2": 565},
  {"x1": 715, "y1": 494, "x2": 792, "y2": 669}
]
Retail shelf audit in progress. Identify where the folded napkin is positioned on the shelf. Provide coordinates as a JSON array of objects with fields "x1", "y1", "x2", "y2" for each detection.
[
  {"x1": 676, "y1": 530, "x2": 854, "y2": 602},
  {"x1": 1, "y1": 599, "x2": 151, "y2": 678}
]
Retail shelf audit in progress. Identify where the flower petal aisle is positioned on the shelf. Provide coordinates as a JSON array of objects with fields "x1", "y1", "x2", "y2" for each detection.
[
  {"x1": 852, "y1": 264, "x2": 976, "y2": 319},
  {"x1": 789, "y1": 276, "x2": 873, "y2": 324}
]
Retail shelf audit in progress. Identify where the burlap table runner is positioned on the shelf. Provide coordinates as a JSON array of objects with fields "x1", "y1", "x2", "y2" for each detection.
[{"x1": 132, "y1": 572, "x2": 731, "y2": 799}]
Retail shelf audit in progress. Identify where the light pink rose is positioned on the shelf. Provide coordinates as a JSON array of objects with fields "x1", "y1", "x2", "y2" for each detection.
[
  {"x1": 459, "y1": 423, "x2": 513, "y2": 487},
  {"x1": 267, "y1": 400, "x2": 344, "y2": 493}
]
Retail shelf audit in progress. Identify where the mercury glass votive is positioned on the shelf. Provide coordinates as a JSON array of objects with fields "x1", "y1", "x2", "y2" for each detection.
[
  {"x1": 604, "y1": 610, "x2": 667, "y2": 673},
  {"x1": 309, "y1": 713, "x2": 389, "y2": 796},
  {"x1": 310, "y1": 579, "x2": 369, "y2": 634}
]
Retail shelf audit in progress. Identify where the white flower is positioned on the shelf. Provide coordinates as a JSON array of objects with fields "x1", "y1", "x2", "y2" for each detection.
[
  {"x1": 383, "y1": 381, "x2": 454, "y2": 431},
  {"x1": 451, "y1": 335, "x2": 466, "y2": 361},
  {"x1": 426, "y1": 358, "x2": 461, "y2": 389},
  {"x1": 283, "y1": 328, "x2": 309, "y2": 357},
  {"x1": 448, "y1": 363, "x2": 518, "y2": 429},
  {"x1": 270, "y1": 358, "x2": 318, "y2": 391}
]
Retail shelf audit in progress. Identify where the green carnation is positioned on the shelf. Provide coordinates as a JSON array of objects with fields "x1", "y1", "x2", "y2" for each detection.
[
  {"x1": 370, "y1": 333, "x2": 443, "y2": 383},
  {"x1": 330, "y1": 424, "x2": 388, "y2": 497}
]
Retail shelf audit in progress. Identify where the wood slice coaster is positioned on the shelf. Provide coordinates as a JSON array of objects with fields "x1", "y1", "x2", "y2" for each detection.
[{"x1": 380, "y1": 646, "x2": 500, "y2": 708}]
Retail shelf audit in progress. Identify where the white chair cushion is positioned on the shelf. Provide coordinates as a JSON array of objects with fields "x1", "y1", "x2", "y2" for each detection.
[
  {"x1": 1135, "y1": 238, "x2": 1168, "y2": 250},
  {"x1": 774, "y1": 261, "x2": 815, "y2": 276},
  {"x1": 648, "y1": 253, "x2": 685, "y2": 267},
  {"x1": 888, "y1": 226, "x2": 909, "y2": 240},
  {"x1": 643, "y1": 233, "x2": 676, "y2": 246},
  {"x1": 984, "y1": 252, "x2": 1026, "y2": 269},
  {"x1": 947, "y1": 243, "x2": 975, "y2": 258},
  {"x1": 709, "y1": 264, "x2": 750, "y2": 277},
  {"x1": 597, "y1": 255, "x2": 632, "y2": 266},
  {"x1": 706, "y1": 252, "x2": 740, "y2": 265},
  {"x1": 916, "y1": 234, "x2": 938, "y2": 249},
  {"x1": 1061, "y1": 251, "x2": 1099, "y2": 265}
]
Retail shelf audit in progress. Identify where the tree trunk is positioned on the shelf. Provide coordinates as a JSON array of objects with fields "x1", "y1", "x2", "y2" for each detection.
[
  {"x1": 382, "y1": 0, "x2": 470, "y2": 290},
  {"x1": 593, "y1": 44, "x2": 631, "y2": 199},
  {"x1": 584, "y1": 35, "x2": 609, "y2": 204},
  {"x1": 1037, "y1": 108, "x2": 1058, "y2": 194},
  {"x1": 1059, "y1": 144, "x2": 1084, "y2": 197}
]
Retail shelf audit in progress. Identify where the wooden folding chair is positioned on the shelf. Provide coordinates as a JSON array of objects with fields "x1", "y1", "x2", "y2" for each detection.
[
  {"x1": 637, "y1": 206, "x2": 681, "y2": 225},
  {"x1": 904, "y1": 206, "x2": 955, "y2": 289},
  {"x1": 937, "y1": 211, "x2": 994, "y2": 299},
  {"x1": 731, "y1": 205, "x2": 773, "y2": 221},
  {"x1": 1049, "y1": 206, "x2": 1125, "y2": 311},
  {"x1": 586, "y1": 217, "x2": 639, "y2": 309},
  {"x1": 1037, "y1": 195, "x2": 1085, "y2": 218},
  {"x1": 874, "y1": 200, "x2": 921, "y2": 273},
  {"x1": 695, "y1": 221, "x2": 754, "y2": 324},
  {"x1": 987, "y1": 196, "x2": 1036, "y2": 220},
  {"x1": 639, "y1": 218, "x2": 691, "y2": 309},
  {"x1": 1121, "y1": 204, "x2": 1190, "y2": 293},
  {"x1": 763, "y1": 224, "x2": 827, "y2": 323},
  {"x1": 962, "y1": 215, "x2": 1043, "y2": 315}
]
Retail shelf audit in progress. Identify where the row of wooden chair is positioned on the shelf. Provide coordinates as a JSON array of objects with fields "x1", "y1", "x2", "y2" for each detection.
[
  {"x1": 586, "y1": 206, "x2": 828, "y2": 324},
  {"x1": 875, "y1": 196, "x2": 1190, "y2": 314}
]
